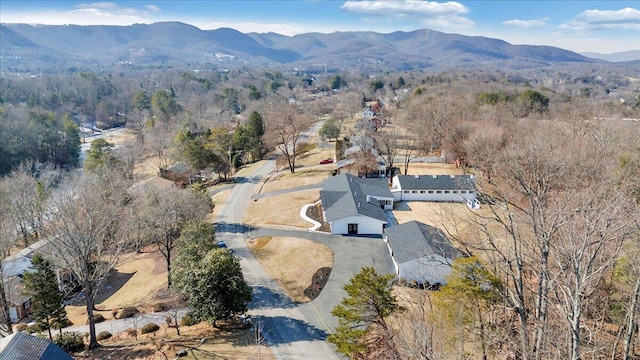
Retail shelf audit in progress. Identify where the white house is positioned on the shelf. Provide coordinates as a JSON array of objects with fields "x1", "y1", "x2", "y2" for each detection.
[
  {"x1": 320, "y1": 173, "x2": 394, "y2": 235},
  {"x1": 385, "y1": 220, "x2": 460, "y2": 286},
  {"x1": 361, "y1": 107, "x2": 375, "y2": 120},
  {"x1": 391, "y1": 174, "x2": 477, "y2": 203}
]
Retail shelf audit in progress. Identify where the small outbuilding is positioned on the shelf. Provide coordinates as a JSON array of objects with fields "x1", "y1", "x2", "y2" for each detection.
[
  {"x1": 391, "y1": 174, "x2": 476, "y2": 203},
  {"x1": 385, "y1": 220, "x2": 460, "y2": 286}
]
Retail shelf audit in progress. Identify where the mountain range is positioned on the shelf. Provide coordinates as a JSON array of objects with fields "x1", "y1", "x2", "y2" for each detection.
[{"x1": 0, "y1": 21, "x2": 620, "y2": 73}]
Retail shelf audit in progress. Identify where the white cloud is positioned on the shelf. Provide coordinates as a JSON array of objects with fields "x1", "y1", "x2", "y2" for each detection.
[
  {"x1": 76, "y1": 2, "x2": 119, "y2": 10},
  {"x1": 144, "y1": 5, "x2": 161, "y2": 13},
  {"x1": 341, "y1": 0, "x2": 473, "y2": 29},
  {"x1": 0, "y1": 2, "x2": 160, "y2": 26},
  {"x1": 561, "y1": 7, "x2": 640, "y2": 31},
  {"x1": 502, "y1": 17, "x2": 550, "y2": 28}
]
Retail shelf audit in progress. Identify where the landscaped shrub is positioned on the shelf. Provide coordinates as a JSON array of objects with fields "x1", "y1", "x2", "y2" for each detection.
[
  {"x1": 87, "y1": 313, "x2": 105, "y2": 324},
  {"x1": 14, "y1": 323, "x2": 28, "y2": 331},
  {"x1": 118, "y1": 307, "x2": 139, "y2": 319},
  {"x1": 26, "y1": 322, "x2": 47, "y2": 334},
  {"x1": 140, "y1": 322, "x2": 160, "y2": 334},
  {"x1": 180, "y1": 314, "x2": 195, "y2": 327},
  {"x1": 152, "y1": 302, "x2": 167, "y2": 312},
  {"x1": 55, "y1": 332, "x2": 85, "y2": 352},
  {"x1": 97, "y1": 331, "x2": 112, "y2": 341},
  {"x1": 54, "y1": 318, "x2": 72, "y2": 329}
]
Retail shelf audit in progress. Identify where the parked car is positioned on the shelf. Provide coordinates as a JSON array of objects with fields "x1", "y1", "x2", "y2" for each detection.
[
  {"x1": 319, "y1": 158, "x2": 334, "y2": 165},
  {"x1": 216, "y1": 240, "x2": 227, "y2": 249}
]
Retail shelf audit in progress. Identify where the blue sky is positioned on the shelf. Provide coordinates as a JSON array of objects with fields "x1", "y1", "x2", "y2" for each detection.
[{"x1": 1, "y1": 1, "x2": 638, "y2": 53}]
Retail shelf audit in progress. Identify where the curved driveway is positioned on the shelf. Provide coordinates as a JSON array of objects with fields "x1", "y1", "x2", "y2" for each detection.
[{"x1": 215, "y1": 160, "x2": 395, "y2": 359}]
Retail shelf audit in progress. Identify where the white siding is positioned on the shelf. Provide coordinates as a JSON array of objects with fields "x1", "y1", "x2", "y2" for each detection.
[
  {"x1": 330, "y1": 215, "x2": 386, "y2": 235},
  {"x1": 397, "y1": 190, "x2": 474, "y2": 203},
  {"x1": 369, "y1": 195, "x2": 394, "y2": 210}
]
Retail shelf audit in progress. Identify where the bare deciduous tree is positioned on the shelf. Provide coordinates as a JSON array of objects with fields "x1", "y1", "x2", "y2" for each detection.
[
  {"x1": 43, "y1": 171, "x2": 135, "y2": 349},
  {"x1": 1, "y1": 166, "x2": 51, "y2": 246},
  {"x1": 0, "y1": 182, "x2": 15, "y2": 336},
  {"x1": 406, "y1": 94, "x2": 458, "y2": 155},
  {"x1": 374, "y1": 126, "x2": 401, "y2": 172},
  {"x1": 267, "y1": 104, "x2": 311, "y2": 173}
]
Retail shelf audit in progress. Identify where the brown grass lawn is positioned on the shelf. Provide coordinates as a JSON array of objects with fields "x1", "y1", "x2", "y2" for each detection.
[
  {"x1": 235, "y1": 160, "x2": 269, "y2": 178},
  {"x1": 65, "y1": 248, "x2": 169, "y2": 326},
  {"x1": 205, "y1": 188, "x2": 232, "y2": 222},
  {"x1": 261, "y1": 169, "x2": 331, "y2": 194},
  {"x1": 73, "y1": 322, "x2": 275, "y2": 360},
  {"x1": 394, "y1": 201, "x2": 480, "y2": 247},
  {"x1": 244, "y1": 189, "x2": 320, "y2": 229},
  {"x1": 296, "y1": 146, "x2": 335, "y2": 168},
  {"x1": 246, "y1": 236, "x2": 333, "y2": 303},
  {"x1": 393, "y1": 201, "x2": 506, "y2": 251}
]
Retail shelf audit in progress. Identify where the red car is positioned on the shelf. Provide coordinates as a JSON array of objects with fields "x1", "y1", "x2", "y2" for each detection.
[{"x1": 319, "y1": 158, "x2": 334, "y2": 165}]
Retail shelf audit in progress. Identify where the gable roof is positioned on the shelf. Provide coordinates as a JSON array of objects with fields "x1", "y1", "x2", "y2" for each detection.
[
  {"x1": 394, "y1": 174, "x2": 475, "y2": 191},
  {"x1": 128, "y1": 175, "x2": 175, "y2": 193},
  {"x1": 320, "y1": 173, "x2": 392, "y2": 223},
  {"x1": 0, "y1": 332, "x2": 74, "y2": 360},
  {"x1": 385, "y1": 221, "x2": 460, "y2": 263}
]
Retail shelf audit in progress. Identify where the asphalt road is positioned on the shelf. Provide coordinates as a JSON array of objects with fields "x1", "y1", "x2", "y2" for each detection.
[
  {"x1": 215, "y1": 160, "x2": 341, "y2": 360},
  {"x1": 213, "y1": 120, "x2": 397, "y2": 359}
]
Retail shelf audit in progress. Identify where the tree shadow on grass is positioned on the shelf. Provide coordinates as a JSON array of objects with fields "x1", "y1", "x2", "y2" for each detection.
[{"x1": 94, "y1": 270, "x2": 136, "y2": 305}]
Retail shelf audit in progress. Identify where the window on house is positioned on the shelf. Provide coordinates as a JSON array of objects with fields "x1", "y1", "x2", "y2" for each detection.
[
  {"x1": 348, "y1": 223, "x2": 358, "y2": 234},
  {"x1": 444, "y1": 191, "x2": 450, "y2": 194},
  {"x1": 420, "y1": 190, "x2": 426, "y2": 194},
  {"x1": 23, "y1": 299, "x2": 30, "y2": 310},
  {"x1": 411, "y1": 190, "x2": 417, "y2": 193},
  {"x1": 428, "y1": 190, "x2": 434, "y2": 194},
  {"x1": 403, "y1": 191, "x2": 409, "y2": 194},
  {"x1": 452, "y1": 190, "x2": 458, "y2": 194},
  {"x1": 436, "y1": 191, "x2": 442, "y2": 194}
]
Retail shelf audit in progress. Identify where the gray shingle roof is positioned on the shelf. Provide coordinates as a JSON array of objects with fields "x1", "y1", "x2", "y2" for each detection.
[
  {"x1": 385, "y1": 221, "x2": 460, "y2": 263},
  {"x1": 320, "y1": 173, "x2": 392, "y2": 222},
  {"x1": 394, "y1": 174, "x2": 476, "y2": 191},
  {"x1": 0, "y1": 332, "x2": 74, "y2": 360}
]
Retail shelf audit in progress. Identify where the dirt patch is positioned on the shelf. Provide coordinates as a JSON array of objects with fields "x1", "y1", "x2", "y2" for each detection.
[
  {"x1": 247, "y1": 236, "x2": 333, "y2": 303},
  {"x1": 244, "y1": 189, "x2": 319, "y2": 229}
]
